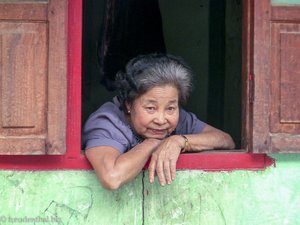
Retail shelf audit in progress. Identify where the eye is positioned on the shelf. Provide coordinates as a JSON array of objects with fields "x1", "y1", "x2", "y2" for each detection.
[
  {"x1": 146, "y1": 106, "x2": 156, "y2": 112},
  {"x1": 167, "y1": 106, "x2": 177, "y2": 113}
]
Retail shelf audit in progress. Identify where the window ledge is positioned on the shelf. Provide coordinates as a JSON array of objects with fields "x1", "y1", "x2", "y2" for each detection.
[
  {"x1": 0, "y1": 152, "x2": 274, "y2": 171},
  {"x1": 174, "y1": 152, "x2": 274, "y2": 171}
]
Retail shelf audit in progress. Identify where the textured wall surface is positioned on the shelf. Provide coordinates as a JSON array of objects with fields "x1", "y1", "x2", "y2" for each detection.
[
  {"x1": 272, "y1": 0, "x2": 300, "y2": 3},
  {"x1": 1, "y1": 154, "x2": 300, "y2": 225}
]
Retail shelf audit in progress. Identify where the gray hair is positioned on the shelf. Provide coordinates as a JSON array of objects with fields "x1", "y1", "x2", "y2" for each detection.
[{"x1": 114, "y1": 53, "x2": 193, "y2": 110}]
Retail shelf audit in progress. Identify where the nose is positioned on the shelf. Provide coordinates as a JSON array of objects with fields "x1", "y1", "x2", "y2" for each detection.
[{"x1": 153, "y1": 112, "x2": 167, "y2": 125}]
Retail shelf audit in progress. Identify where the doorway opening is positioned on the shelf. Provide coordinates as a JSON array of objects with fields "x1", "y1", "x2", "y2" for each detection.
[{"x1": 82, "y1": 0, "x2": 242, "y2": 148}]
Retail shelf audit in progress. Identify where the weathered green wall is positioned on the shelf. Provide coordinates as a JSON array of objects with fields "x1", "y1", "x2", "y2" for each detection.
[
  {"x1": 272, "y1": 0, "x2": 300, "y2": 4},
  {"x1": 1, "y1": 154, "x2": 300, "y2": 225}
]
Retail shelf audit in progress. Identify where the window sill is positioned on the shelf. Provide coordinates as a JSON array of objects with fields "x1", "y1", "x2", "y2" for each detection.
[
  {"x1": 175, "y1": 151, "x2": 274, "y2": 171},
  {"x1": 0, "y1": 152, "x2": 274, "y2": 171}
]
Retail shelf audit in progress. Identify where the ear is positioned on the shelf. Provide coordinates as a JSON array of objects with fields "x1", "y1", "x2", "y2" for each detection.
[{"x1": 125, "y1": 101, "x2": 131, "y2": 113}]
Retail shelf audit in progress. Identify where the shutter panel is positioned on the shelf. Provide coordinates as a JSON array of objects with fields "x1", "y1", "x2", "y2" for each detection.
[
  {"x1": 251, "y1": 0, "x2": 300, "y2": 153},
  {"x1": 0, "y1": 0, "x2": 67, "y2": 155}
]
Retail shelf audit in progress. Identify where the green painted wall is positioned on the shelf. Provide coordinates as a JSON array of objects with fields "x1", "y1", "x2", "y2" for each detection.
[
  {"x1": 272, "y1": 0, "x2": 300, "y2": 4},
  {"x1": 1, "y1": 154, "x2": 300, "y2": 225}
]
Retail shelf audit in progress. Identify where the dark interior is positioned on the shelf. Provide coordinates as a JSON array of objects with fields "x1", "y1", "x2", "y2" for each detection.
[{"x1": 82, "y1": 0, "x2": 242, "y2": 148}]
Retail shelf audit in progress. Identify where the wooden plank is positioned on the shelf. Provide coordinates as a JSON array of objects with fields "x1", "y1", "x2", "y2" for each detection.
[
  {"x1": 0, "y1": 22, "x2": 47, "y2": 131},
  {"x1": 271, "y1": 134, "x2": 300, "y2": 153},
  {"x1": 0, "y1": 0, "x2": 67, "y2": 155},
  {"x1": 46, "y1": 0, "x2": 67, "y2": 154},
  {"x1": 241, "y1": 0, "x2": 254, "y2": 150},
  {"x1": 0, "y1": 3, "x2": 47, "y2": 21},
  {"x1": 0, "y1": 138, "x2": 45, "y2": 155},
  {"x1": 271, "y1": 5, "x2": 300, "y2": 22},
  {"x1": 270, "y1": 23, "x2": 300, "y2": 134},
  {"x1": 0, "y1": 0, "x2": 77, "y2": 159},
  {"x1": 0, "y1": 22, "x2": 47, "y2": 154},
  {"x1": 252, "y1": 0, "x2": 300, "y2": 152},
  {"x1": 252, "y1": 0, "x2": 272, "y2": 152}
]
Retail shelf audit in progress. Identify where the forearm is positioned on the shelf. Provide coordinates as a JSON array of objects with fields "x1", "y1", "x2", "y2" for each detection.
[
  {"x1": 87, "y1": 138, "x2": 161, "y2": 189},
  {"x1": 182, "y1": 129, "x2": 235, "y2": 152},
  {"x1": 111, "y1": 139, "x2": 160, "y2": 186}
]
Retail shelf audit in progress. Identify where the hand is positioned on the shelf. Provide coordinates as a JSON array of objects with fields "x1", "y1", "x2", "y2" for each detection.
[{"x1": 148, "y1": 135, "x2": 183, "y2": 186}]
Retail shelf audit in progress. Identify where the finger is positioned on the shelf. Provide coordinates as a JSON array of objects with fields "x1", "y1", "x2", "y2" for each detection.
[
  {"x1": 156, "y1": 160, "x2": 166, "y2": 186},
  {"x1": 163, "y1": 160, "x2": 172, "y2": 185},
  {"x1": 170, "y1": 159, "x2": 177, "y2": 181},
  {"x1": 148, "y1": 157, "x2": 157, "y2": 183}
]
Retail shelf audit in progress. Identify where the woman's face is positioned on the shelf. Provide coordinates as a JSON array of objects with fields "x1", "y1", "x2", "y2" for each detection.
[{"x1": 126, "y1": 85, "x2": 180, "y2": 139}]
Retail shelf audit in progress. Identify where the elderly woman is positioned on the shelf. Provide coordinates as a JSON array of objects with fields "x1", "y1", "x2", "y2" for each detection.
[{"x1": 83, "y1": 53, "x2": 235, "y2": 190}]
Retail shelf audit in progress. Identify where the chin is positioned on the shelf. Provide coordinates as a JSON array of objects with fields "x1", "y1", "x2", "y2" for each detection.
[{"x1": 147, "y1": 134, "x2": 168, "y2": 140}]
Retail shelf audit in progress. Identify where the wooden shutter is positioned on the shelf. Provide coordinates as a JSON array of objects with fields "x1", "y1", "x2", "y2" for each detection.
[
  {"x1": 0, "y1": 0, "x2": 67, "y2": 155},
  {"x1": 249, "y1": 0, "x2": 300, "y2": 153}
]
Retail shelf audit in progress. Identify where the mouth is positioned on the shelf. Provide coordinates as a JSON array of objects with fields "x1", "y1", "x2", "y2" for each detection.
[{"x1": 149, "y1": 129, "x2": 168, "y2": 135}]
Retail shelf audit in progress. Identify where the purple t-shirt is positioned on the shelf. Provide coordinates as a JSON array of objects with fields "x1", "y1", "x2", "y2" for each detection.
[{"x1": 82, "y1": 97, "x2": 206, "y2": 153}]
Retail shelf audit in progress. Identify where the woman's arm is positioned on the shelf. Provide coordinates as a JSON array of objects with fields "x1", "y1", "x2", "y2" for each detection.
[
  {"x1": 184, "y1": 124, "x2": 235, "y2": 151},
  {"x1": 148, "y1": 125, "x2": 235, "y2": 186},
  {"x1": 85, "y1": 138, "x2": 161, "y2": 190}
]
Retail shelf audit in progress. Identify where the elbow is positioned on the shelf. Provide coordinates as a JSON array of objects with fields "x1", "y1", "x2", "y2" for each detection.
[
  {"x1": 99, "y1": 172, "x2": 123, "y2": 190},
  {"x1": 102, "y1": 183, "x2": 121, "y2": 191},
  {"x1": 229, "y1": 141, "x2": 235, "y2": 149},
  {"x1": 102, "y1": 181, "x2": 121, "y2": 191},
  {"x1": 224, "y1": 133, "x2": 235, "y2": 149}
]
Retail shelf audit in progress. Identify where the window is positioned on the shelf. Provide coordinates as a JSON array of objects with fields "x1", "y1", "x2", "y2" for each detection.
[
  {"x1": 0, "y1": 0, "x2": 90, "y2": 169},
  {"x1": 248, "y1": 1, "x2": 300, "y2": 153},
  {"x1": 82, "y1": 0, "x2": 300, "y2": 154},
  {"x1": 0, "y1": 0, "x2": 67, "y2": 155},
  {"x1": 2, "y1": 0, "x2": 299, "y2": 170},
  {"x1": 82, "y1": 0, "x2": 243, "y2": 148}
]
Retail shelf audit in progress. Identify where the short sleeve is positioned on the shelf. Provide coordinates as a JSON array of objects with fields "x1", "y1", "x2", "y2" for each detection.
[
  {"x1": 82, "y1": 103, "x2": 133, "y2": 154},
  {"x1": 176, "y1": 108, "x2": 206, "y2": 134}
]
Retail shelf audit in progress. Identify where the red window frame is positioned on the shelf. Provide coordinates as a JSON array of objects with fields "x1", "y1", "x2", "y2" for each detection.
[{"x1": 0, "y1": 0, "x2": 274, "y2": 171}]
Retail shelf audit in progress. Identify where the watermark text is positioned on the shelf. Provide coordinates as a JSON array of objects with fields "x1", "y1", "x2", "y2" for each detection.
[{"x1": 0, "y1": 215, "x2": 61, "y2": 224}]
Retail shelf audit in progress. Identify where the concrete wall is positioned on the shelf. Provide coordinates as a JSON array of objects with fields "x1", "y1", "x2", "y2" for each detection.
[
  {"x1": 1, "y1": 154, "x2": 300, "y2": 225},
  {"x1": 272, "y1": 0, "x2": 300, "y2": 3}
]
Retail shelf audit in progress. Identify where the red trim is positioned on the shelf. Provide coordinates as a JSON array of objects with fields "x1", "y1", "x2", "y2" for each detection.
[
  {"x1": 0, "y1": 0, "x2": 275, "y2": 172},
  {"x1": 0, "y1": 155, "x2": 91, "y2": 170},
  {"x1": 0, "y1": 153, "x2": 274, "y2": 171},
  {"x1": 176, "y1": 153, "x2": 274, "y2": 171},
  {"x1": 66, "y1": 0, "x2": 83, "y2": 158}
]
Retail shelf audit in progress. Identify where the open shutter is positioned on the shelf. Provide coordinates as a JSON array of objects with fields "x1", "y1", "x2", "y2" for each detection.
[
  {"x1": 250, "y1": 0, "x2": 300, "y2": 153},
  {"x1": 0, "y1": 0, "x2": 67, "y2": 155}
]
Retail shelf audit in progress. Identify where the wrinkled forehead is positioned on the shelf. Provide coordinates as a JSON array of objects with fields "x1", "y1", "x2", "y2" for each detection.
[{"x1": 131, "y1": 85, "x2": 180, "y2": 105}]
